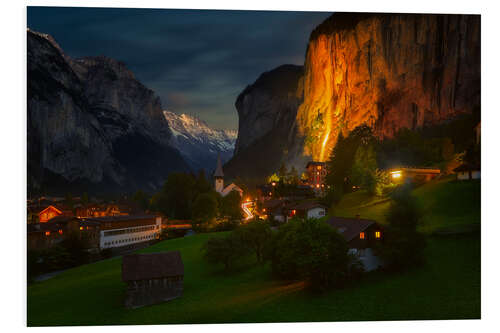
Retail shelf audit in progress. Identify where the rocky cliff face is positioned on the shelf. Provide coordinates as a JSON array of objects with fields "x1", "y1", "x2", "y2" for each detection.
[
  {"x1": 298, "y1": 13, "x2": 480, "y2": 161},
  {"x1": 224, "y1": 65, "x2": 305, "y2": 180},
  {"x1": 28, "y1": 29, "x2": 189, "y2": 195},
  {"x1": 233, "y1": 65, "x2": 304, "y2": 155},
  {"x1": 227, "y1": 13, "x2": 480, "y2": 180},
  {"x1": 163, "y1": 111, "x2": 237, "y2": 172}
]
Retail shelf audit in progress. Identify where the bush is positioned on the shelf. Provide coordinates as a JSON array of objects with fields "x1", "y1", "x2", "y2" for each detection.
[
  {"x1": 233, "y1": 219, "x2": 272, "y2": 263},
  {"x1": 192, "y1": 192, "x2": 219, "y2": 225},
  {"x1": 203, "y1": 233, "x2": 250, "y2": 270},
  {"x1": 376, "y1": 185, "x2": 426, "y2": 270},
  {"x1": 268, "y1": 218, "x2": 356, "y2": 291}
]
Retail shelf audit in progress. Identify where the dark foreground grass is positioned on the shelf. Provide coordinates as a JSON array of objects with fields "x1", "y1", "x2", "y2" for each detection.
[{"x1": 28, "y1": 230, "x2": 480, "y2": 326}]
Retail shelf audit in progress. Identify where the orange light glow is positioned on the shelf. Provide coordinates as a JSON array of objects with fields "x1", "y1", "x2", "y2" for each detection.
[
  {"x1": 271, "y1": 182, "x2": 276, "y2": 186},
  {"x1": 317, "y1": 166, "x2": 322, "y2": 170},
  {"x1": 269, "y1": 192, "x2": 272, "y2": 196},
  {"x1": 316, "y1": 184, "x2": 320, "y2": 188},
  {"x1": 45, "y1": 231, "x2": 50, "y2": 236},
  {"x1": 79, "y1": 226, "x2": 83, "y2": 230},
  {"x1": 391, "y1": 170, "x2": 402, "y2": 179},
  {"x1": 359, "y1": 232, "x2": 365, "y2": 239},
  {"x1": 58, "y1": 229, "x2": 63, "y2": 235},
  {"x1": 375, "y1": 231, "x2": 381, "y2": 239},
  {"x1": 263, "y1": 208, "x2": 266, "y2": 212},
  {"x1": 292, "y1": 210, "x2": 296, "y2": 215}
]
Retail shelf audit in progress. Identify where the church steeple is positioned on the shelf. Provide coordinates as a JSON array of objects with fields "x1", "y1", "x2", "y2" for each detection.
[{"x1": 214, "y1": 154, "x2": 224, "y2": 193}]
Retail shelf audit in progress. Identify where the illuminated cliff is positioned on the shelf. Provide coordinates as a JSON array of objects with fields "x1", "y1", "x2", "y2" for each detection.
[{"x1": 297, "y1": 13, "x2": 480, "y2": 161}]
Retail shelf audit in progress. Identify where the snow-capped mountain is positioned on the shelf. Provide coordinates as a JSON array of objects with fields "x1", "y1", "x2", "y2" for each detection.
[{"x1": 163, "y1": 111, "x2": 237, "y2": 172}]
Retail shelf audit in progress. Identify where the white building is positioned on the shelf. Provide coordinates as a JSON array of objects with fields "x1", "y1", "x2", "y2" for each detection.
[
  {"x1": 454, "y1": 163, "x2": 481, "y2": 180},
  {"x1": 84, "y1": 215, "x2": 162, "y2": 249},
  {"x1": 286, "y1": 202, "x2": 327, "y2": 222},
  {"x1": 214, "y1": 154, "x2": 243, "y2": 197}
]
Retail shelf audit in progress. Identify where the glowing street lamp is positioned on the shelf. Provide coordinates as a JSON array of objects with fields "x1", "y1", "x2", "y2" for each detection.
[{"x1": 391, "y1": 170, "x2": 402, "y2": 179}]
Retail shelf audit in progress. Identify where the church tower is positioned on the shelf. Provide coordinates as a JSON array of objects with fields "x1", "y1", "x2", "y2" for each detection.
[{"x1": 214, "y1": 154, "x2": 224, "y2": 193}]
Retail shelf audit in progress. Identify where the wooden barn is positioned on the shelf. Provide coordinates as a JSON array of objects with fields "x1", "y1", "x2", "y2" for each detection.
[{"x1": 122, "y1": 251, "x2": 184, "y2": 309}]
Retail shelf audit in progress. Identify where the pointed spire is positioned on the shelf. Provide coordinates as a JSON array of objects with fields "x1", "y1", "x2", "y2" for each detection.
[{"x1": 214, "y1": 154, "x2": 224, "y2": 178}]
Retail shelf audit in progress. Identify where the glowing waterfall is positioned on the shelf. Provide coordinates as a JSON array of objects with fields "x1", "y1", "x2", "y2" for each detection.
[{"x1": 319, "y1": 131, "x2": 330, "y2": 162}]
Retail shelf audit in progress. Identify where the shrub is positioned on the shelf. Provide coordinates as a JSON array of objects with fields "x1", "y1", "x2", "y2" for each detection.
[
  {"x1": 233, "y1": 219, "x2": 272, "y2": 263},
  {"x1": 376, "y1": 184, "x2": 426, "y2": 270},
  {"x1": 203, "y1": 233, "x2": 250, "y2": 270},
  {"x1": 268, "y1": 218, "x2": 355, "y2": 291},
  {"x1": 192, "y1": 192, "x2": 219, "y2": 225}
]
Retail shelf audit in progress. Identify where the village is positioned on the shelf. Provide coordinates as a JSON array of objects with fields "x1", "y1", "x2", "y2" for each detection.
[{"x1": 27, "y1": 119, "x2": 481, "y2": 309}]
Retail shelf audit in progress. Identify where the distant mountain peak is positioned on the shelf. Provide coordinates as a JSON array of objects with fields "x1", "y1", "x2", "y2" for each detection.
[{"x1": 162, "y1": 110, "x2": 237, "y2": 172}]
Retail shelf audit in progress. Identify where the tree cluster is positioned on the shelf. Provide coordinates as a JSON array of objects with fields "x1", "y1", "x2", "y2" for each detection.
[
  {"x1": 267, "y1": 218, "x2": 362, "y2": 291},
  {"x1": 203, "y1": 218, "x2": 362, "y2": 292},
  {"x1": 147, "y1": 171, "x2": 243, "y2": 228},
  {"x1": 203, "y1": 218, "x2": 272, "y2": 270},
  {"x1": 376, "y1": 185, "x2": 426, "y2": 271}
]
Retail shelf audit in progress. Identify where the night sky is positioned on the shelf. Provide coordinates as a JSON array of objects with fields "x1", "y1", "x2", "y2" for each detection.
[{"x1": 27, "y1": 7, "x2": 331, "y2": 130}]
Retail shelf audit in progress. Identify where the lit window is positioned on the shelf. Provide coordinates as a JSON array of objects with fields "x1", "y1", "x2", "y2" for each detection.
[
  {"x1": 375, "y1": 231, "x2": 381, "y2": 239},
  {"x1": 359, "y1": 232, "x2": 365, "y2": 239},
  {"x1": 317, "y1": 166, "x2": 322, "y2": 170}
]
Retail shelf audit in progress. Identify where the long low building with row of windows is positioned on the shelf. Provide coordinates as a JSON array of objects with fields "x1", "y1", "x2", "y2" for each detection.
[{"x1": 28, "y1": 215, "x2": 162, "y2": 252}]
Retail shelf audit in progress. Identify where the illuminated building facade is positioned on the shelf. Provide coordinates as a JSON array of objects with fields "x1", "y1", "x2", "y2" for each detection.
[
  {"x1": 84, "y1": 215, "x2": 162, "y2": 250},
  {"x1": 305, "y1": 161, "x2": 328, "y2": 194}
]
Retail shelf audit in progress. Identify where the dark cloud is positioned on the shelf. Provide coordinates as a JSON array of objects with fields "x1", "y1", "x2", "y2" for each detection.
[{"x1": 27, "y1": 7, "x2": 331, "y2": 130}]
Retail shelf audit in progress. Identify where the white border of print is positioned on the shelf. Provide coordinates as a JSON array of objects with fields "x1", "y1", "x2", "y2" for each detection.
[{"x1": 1, "y1": 0, "x2": 498, "y2": 333}]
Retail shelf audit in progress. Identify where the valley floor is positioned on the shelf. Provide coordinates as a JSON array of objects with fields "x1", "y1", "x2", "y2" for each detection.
[{"x1": 27, "y1": 177, "x2": 481, "y2": 325}]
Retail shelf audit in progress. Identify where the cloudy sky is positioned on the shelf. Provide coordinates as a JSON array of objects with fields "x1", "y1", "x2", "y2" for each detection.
[{"x1": 27, "y1": 7, "x2": 331, "y2": 130}]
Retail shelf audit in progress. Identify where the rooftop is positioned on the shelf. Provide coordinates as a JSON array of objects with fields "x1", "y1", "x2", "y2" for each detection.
[
  {"x1": 122, "y1": 251, "x2": 184, "y2": 282},
  {"x1": 325, "y1": 216, "x2": 378, "y2": 242}
]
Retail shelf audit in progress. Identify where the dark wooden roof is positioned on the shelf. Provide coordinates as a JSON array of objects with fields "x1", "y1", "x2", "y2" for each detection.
[
  {"x1": 122, "y1": 251, "x2": 184, "y2": 282},
  {"x1": 84, "y1": 215, "x2": 157, "y2": 223},
  {"x1": 287, "y1": 201, "x2": 326, "y2": 211},
  {"x1": 325, "y1": 216, "x2": 378, "y2": 242},
  {"x1": 306, "y1": 161, "x2": 327, "y2": 168},
  {"x1": 262, "y1": 199, "x2": 287, "y2": 209},
  {"x1": 453, "y1": 163, "x2": 481, "y2": 172}
]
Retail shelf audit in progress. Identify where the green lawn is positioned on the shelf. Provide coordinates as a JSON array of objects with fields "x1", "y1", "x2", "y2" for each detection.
[
  {"x1": 28, "y1": 177, "x2": 481, "y2": 326},
  {"x1": 28, "y1": 234, "x2": 480, "y2": 325},
  {"x1": 331, "y1": 177, "x2": 481, "y2": 234}
]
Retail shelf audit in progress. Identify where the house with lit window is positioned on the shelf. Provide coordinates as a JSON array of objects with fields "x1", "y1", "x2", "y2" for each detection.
[
  {"x1": 285, "y1": 201, "x2": 327, "y2": 222},
  {"x1": 325, "y1": 216, "x2": 384, "y2": 271},
  {"x1": 36, "y1": 204, "x2": 73, "y2": 223},
  {"x1": 305, "y1": 161, "x2": 328, "y2": 195},
  {"x1": 27, "y1": 216, "x2": 100, "y2": 251}
]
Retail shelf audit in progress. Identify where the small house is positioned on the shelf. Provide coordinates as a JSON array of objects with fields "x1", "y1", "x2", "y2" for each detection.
[
  {"x1": 286, "y1": 201, "x2": 327, "y2": 221},
  {"x1": 37, "y1": 204, "x2": 73, "y2": 223},
  {"x1": 325, "y1": 216, "x2": 384, "y2": 271},
  {"x1": 454, "y1": 163, "x2": 481, "y2": 180},
  {"x1": 122, "y1": 251, "x2": 184, "y2": 309}
]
